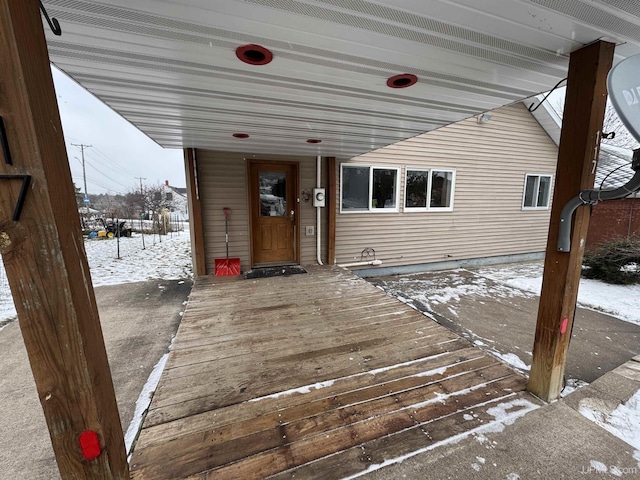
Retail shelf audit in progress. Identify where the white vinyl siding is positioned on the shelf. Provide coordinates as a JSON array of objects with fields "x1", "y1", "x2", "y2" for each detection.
[
  {"x1": 335, "y1": 103, "x2": 558, "y2": 269},
  {"x1": 196, "y1": 150, "x2": 328, "y2": 273}
]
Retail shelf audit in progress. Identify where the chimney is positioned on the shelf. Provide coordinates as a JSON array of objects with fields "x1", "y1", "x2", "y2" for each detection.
[{"x1": 165, "y1": 180, "x2": 169, "y2": 186}]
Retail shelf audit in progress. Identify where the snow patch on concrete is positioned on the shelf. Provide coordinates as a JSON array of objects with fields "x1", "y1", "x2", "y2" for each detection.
[{"x1": 578, "y1": 388, "x2": 640, "y2": 454}]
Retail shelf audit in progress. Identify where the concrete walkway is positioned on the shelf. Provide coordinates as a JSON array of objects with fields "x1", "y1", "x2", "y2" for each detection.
[
  {"x1": 370, "y1": 268, "x2": 640, "y2": 383},
  {"x1": 0, "y1": 279, "x2": 191, "y2": 479},
  {"x1": 365, "y1": 356, "x2": 640, "y2": 479}
]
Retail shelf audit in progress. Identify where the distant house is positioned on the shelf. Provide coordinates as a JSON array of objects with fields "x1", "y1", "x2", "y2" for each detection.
[
  {"x1": 162, "y1": 181, "x2": 189, "y2": 221},
  {"x1": 196, "y1": 102, "x2": 559, "y2": 275}
]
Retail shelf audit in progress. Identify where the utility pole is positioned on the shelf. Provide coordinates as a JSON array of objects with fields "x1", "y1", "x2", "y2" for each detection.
[
  {"x1": 135, "y1": 177, "x2": 146, "y2": 249},
  {"x1": 72, "y1": 143, "x2": 91, "y2": 222}
]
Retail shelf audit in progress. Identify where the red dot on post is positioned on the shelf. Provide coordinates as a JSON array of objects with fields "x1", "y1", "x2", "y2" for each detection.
[
  {"x1": 79, "y1": 430, "x2": 101, "y2": 460},
  {"x1": 560, "y1": 317, "x2": 569, "y2": 335}
]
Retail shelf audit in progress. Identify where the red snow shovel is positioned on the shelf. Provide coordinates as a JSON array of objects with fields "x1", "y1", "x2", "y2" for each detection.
[{"x1": 215, "y1": 207, "x2": 241, "y2": 276}]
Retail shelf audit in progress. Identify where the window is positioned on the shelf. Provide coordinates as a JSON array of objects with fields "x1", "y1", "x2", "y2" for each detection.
[
  {"x1": 523, "y1": 174, "x2": 552, "y2": 209},
  {"x1": 341, "y1": 165, "x2": 399, "y2": 212},
  {"x1": 404, "y1": 168, "x2": 455, "y2": 211}
]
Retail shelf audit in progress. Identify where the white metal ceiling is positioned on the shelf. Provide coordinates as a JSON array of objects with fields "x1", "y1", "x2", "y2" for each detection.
[{"x1": 42, "y1": 0, "x2": 640, "y2": 158}]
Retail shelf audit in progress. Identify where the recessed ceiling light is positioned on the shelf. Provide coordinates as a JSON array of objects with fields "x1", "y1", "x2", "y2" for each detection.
[
  {"x1": 235, "y1": 44, "x2": 273, "y2": 66},
  {"x1": 232, "y1": 133, "x2": 249, "y2": 138},
  {"x1": 387, "y1": 74, "x2": 418, "y2": 88},
  {"x1": 306, "y1": 139, "x2": 322, "y2": 144}
]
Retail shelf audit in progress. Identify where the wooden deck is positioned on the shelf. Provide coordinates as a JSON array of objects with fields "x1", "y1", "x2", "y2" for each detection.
[{"x1": 130, "y1": 266, "x2": 539, "y2": 479}]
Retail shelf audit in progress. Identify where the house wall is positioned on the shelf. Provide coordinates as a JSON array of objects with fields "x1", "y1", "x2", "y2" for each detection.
[
  {"x1": 196, "y1": 151, "x2": 328, "y2": 274},
  {"x1": 586, "y1": 198, "x2": 640, "y2": 250},
  {"x1": 335, "y1": 103, "x2": 559, "y2": 270}
]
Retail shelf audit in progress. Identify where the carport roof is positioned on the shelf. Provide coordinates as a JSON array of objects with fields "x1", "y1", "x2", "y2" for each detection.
[{"x1": 43, "y1": 0, "x2": 640, "y2": 158}]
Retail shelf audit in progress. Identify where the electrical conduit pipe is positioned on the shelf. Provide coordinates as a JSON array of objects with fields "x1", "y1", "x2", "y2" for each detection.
[{"x1": 316, "y1": 155, "x2": 323, "y2": 265}]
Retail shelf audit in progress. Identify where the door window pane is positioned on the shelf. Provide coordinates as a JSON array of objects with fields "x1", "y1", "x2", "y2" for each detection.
[
  {"x1": 430, "y1": 170, "x2": 453, "y2": 208},
  {"x1": 259, "y1": 171, "x2": 287, "y2": 216},
  {"x1": 342, "y1": 166, "x2": 369, "y2": 211},
  {"x1": 372, "y1": 168, "x2": 397, "y2": 209},
  {"x1": 406, "y1": 170, "x2": 428, "y2": 208}
]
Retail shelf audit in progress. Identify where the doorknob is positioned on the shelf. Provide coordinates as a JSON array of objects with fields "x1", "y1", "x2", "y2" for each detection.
[{"x1": 290, "y1": 210, "x2": 295, "y2": 222}]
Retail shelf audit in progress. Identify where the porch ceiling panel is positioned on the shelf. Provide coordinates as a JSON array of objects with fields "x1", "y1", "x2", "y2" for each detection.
[{"x1": 42, "y1": 0, "x2": 640, "y2": 157}]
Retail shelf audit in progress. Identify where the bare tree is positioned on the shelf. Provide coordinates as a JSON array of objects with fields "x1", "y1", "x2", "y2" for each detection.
[
  {"x1": 552, "y1": 95, "x2": 639, "y2": 150},
  {"x1": 143, "y1": 183, "x2": 175, "y2": 235}
]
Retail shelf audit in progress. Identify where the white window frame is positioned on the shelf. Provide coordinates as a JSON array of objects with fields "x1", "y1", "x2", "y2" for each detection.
[
  {"x1": 404, "y1": 166, "x2": 456, "y2": 212},
  {"x1": 340, "y1": 164, "x2": 400, "y2": 213},
  {"x1": 522, "y1": 173, "x2": 552, "y2": 210}
]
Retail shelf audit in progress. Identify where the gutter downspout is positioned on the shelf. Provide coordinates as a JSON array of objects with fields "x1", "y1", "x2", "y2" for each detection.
[{"x1": 316, "y1": 155, "x2": 323, "y2": 265}]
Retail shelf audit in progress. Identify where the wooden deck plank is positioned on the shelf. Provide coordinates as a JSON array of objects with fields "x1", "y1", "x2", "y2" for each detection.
[
  {"x1": 130, "y1": 266, "x2": 537, "y2": 480},
  {"x1": 131, "y1": 358, "x2": 506, "y2": 474},
  {"x1": 145, "y1": 337, "x2": 469, "y2": 426},
  {"x1": 136, "y1": 347, "x2": 487, "y2": 448}
]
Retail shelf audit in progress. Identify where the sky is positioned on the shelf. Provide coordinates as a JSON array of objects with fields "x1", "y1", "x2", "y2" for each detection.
[{"x1": 52, "y1": 66, "x2": 186, "y2": 195}]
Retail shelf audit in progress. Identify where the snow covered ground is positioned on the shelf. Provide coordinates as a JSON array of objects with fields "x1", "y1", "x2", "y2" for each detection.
[
  {"x1": 0, "y1": 232, "x2": 192, "y2": 329},
  {"x1": 475, "y1": 262, "x2": 640, "y2": 326}
]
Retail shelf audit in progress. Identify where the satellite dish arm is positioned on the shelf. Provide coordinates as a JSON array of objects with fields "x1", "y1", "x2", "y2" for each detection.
[{"x1": 557, "y1": 149, "x2": 640, "y2": 252}]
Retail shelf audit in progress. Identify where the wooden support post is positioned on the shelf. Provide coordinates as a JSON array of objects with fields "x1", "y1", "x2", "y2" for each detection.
[
  {"x1": 184, "y1": 148, "x2": 206, "y2": 275},
  {"x1": 528, "y1": 41, "x2": 615, "y2": 402},
  {"x1": 327, "y1": 157, "x2": 337, "y2": 265},
  {"x1": 0, "y1": 1, "x2": 128, "y2": 478}
]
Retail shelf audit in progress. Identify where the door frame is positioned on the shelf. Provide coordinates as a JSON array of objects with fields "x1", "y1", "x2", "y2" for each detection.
[{"x1": 247, "y1": 159, "x2": 300, "y2": 268}]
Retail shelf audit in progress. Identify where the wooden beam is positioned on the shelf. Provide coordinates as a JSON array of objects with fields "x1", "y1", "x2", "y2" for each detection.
[
  {"x1": 528, "y1": 41, "x2": 615, "y2": 402},
  {"x1": 184, "y1": 148, "x2": 206, "y2": 276},
  {"x1": 327, "y1": 157, "x2": 337, "y2": 265},
  {"x1": 0, "y1": 1, "x2": 128, "y2": 477}
]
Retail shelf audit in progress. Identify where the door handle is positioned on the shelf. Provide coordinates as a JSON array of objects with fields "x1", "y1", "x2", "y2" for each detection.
[{"x1": 290, "y1": 210, "x2": 295, "y2": 222}]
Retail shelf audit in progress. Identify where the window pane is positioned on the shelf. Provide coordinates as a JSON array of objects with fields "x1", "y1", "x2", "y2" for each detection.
[
  {"x1": 430, "y1": 171, "x2": 453, "y2": 208},
  {"x1": 372, "y1": 168, "x2": 397, "y2": 209},
  {"x1": 537, "y1": 176, "x2": 551, "y2": 207},
  {"x1": 406, "y1": 170, "x2": 428, "y2": 208},
  {"x1": 259, "y1": 171, "x2": 287, "y2": 216},
  {"x1": 342, "y1": 166, "x2": 369, "y2": 211},
  {"x1": 523, "y1": 176, "x2": 537, "y2": 207}
]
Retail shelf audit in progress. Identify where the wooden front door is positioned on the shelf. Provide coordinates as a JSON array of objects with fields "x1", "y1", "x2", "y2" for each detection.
[{"x1": 249, "y1": 160, "x2": 298, "y2": 266}]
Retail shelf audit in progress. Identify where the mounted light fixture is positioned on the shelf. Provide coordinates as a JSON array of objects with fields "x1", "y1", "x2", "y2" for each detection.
[
  {"x1": 306, "y1": 139, "x2": 322, "y2": 144},
  {"x1": 232, "y1": 133, "x2": 249, "y2": 138},
  {"x1": 477, "y1": 114, "x2": 492, "y2": 124},
  {"x1": 386, "y1": 74, "x2": 418, "y2": 89},
  {"x1": 235, "y1": 44, "x2": 273, "y2": 65}
]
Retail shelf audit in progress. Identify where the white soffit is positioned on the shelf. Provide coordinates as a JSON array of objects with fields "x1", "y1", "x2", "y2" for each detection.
[{"x1": 42, "y1": 0, "x2": 640, "y2": 157}]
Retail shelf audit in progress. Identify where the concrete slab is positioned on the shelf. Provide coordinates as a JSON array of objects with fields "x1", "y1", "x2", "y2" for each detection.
[
  {"x1": 363, "y1": 401, "x2": 640, "y2": 479},
  {"x1": 0, "y1": 279, "x2": 190, "y2": 479},
  {"x1": 613, "y1": 359, "x2": 640, "y2": 383},
  {"x1": 370, "y1": 268, "x2": 640, "y2": 383}
]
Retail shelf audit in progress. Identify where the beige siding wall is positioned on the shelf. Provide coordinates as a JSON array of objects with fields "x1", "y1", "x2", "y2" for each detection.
[
  {"x1": 336, "y1": 103, "x2": 558, "y2": 269},
  {"x1": 197, "y1": 151, "x2": 328, "y2": 273}
]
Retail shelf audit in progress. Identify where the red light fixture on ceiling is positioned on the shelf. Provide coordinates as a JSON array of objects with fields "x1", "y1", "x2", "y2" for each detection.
[
  {"x1": 387, "y1": 74, "x2": 418, "y2": 88},
  {"x1": 235, "y1": 44, "x2": 273, "y2": 66},
  {"x1": 306, "y1": 139, "x2": 322, "y2": 144},
  {"x1": 232, "y1": 133, "x2": 249, "y2": 139}
]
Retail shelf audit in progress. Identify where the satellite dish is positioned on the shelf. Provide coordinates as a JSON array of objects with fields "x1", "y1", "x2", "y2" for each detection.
[{"x1": 608, "y1": 54, "x2": 640, "y2": 143}]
